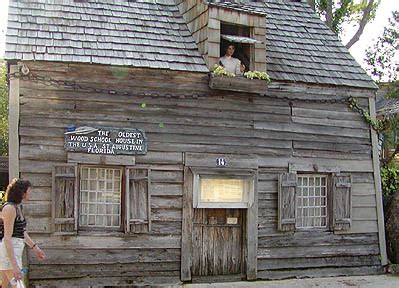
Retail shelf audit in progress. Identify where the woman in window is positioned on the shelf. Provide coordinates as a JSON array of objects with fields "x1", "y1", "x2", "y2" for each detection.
[
  {"x1": 0, "y1": 178, "x2": 46, "y2": 287},
  {"x1": 219, "y1": 44, "x2": 246, "y2": 76}
]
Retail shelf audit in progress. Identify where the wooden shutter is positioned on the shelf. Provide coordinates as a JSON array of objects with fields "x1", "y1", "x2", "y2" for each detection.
[
  {"x1": 333, "y1": 173, "x2": 352, "y2": 231},
  {"x1": 125, "y1": 167, "x2": 151, "y2": 233},
  {"x1": 278, "y1": 172, "x2": 297, "y2": 232},
  {"x1": 52, "y1": 164, "x2": 78, "y2": 235}
]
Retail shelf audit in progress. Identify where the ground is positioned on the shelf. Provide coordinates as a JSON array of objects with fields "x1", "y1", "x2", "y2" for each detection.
[{"x1": 183, "y1": 275, "x2": 399, "y2": 287}]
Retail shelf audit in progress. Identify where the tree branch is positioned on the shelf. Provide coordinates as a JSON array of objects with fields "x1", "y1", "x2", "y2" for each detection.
[
  {"x1": 326, "y1": 0, "x2": 333, "y2": 29},
  {"x1": 307, "y1": 0, "x2": 316, "y2": 11},
  {"x1": 345, "y1": 0, "x2": 375, "y2": 49},
  {"x1": 382, "y1": 144, "x2": 399, "y2": 167}
]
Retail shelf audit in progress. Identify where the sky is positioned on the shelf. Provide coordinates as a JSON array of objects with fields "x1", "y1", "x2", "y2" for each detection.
[{"x1": 0, "y1": 0, "x2": 398, "y2": 74}]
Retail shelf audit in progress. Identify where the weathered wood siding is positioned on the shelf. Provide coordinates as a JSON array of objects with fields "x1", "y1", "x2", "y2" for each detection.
[
  {"x1": 258, "y1": 169, "x2": 381, "y2": 279},
  {"x1": 17, "y1": 61, "x2": 381, "y2": 286},
  {"x1": 178, "y1": 0, "x2": 209, "y2": 66}
]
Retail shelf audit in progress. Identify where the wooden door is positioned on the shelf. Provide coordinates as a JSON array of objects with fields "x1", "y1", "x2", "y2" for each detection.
[{"x1": 192, "y1": 208, "x2": 245, "y2": 277}]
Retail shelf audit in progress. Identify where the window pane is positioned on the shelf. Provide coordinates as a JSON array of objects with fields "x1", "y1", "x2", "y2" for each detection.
[
  {"x1": 81, "y1": 180, "x2": 88, "y2": 191},
  {"x1": 89, "y1": 168, "x2": 98, "y2": 180},
  {"x1": 106, "y1": 204, "x2": 112, "y2": 214},
  {"x1": 80, "y1": 167, "x2": 122, "y2": 228},
  {"x1": 80, "y1": 215, "x2": 87, "y2": 226},
  {"x1": 89, "y1": 180, "x2": 97, "y2": 191},
  {"x1": 96, "y1": 215, "x2": 104, "y2": 226},
  {"x1": 98, "y1": 204, "x2": 105, "y2": 214},
  {"x1": 106, "y1": 216, "x2": 112, "y2": 226},
  {"x1": 99, "y1": 169, "x2": 105, "y2": 179},
  {"x1": 99, "y1": 180, "x2": 105, "y2": 191},
  {"x1": 81, "y1": 191, "x2": 88, "y2": 203},
  {"x1": 88, "y1": 215, "x2": 95, "y2": 225},
  {"x1": 80, "y1": 203, "x2": 87, "y2": 214},
  {"x1": 89, "y1": 192, "x2": 96, "y2": 202},
  {"x1": 200, "y1": 178, "x2": 245, "y2": 203},
  {"x1": 296, "y1": 175, "x2": 328, "y2": 229}
]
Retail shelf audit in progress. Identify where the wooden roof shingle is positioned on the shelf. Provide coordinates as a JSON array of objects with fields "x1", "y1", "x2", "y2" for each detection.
[
  {"x1": 5, "y1": 0, "x2": 208, "y2": 73},
  {"x1": 207, "y1": 0, "x2": 377, "y2": 89},
  {"x1": 5, "y1": 0, "x2": 377, "y2": 89}
]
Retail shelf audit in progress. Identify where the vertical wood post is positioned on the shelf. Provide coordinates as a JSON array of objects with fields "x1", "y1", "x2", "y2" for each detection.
[
  {"x1": 246, "y1": 171, "x2": 258, "y2": 280},
  {"x1": 8, "y1": 64, "x2": 20, "y2": 181},
  {"x1": 369, "y1": 97, "x2": 388, "y2": 265},
  {"x1": 181, "y1": 166, "x2": 193, "y2": 281}
]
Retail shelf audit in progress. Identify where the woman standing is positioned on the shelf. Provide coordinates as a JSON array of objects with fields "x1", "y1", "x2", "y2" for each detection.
[{"x1": 0, "y1": 179, "x2": 45, "y2": 287}]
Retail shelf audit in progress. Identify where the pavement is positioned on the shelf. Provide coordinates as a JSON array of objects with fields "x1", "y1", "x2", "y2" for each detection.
[{"x1": 183, "y1": 275, "x2": 399, "y2": 287}]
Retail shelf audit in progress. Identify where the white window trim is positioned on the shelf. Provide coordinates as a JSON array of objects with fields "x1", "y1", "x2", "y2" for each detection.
[
  {"x1": 192, "y1": 168, "x2": 255, "y2": 209},
  {"x1": 295, "y1": 173, "x2": 329, "y2": 230},
  {"x1": 79, "y1": 165, "x2": 123, "y2": 230}
]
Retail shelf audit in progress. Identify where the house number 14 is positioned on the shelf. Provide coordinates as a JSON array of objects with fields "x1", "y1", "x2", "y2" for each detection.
[{"x1": 216, "y1": 158, "x2": 227, "y2": 166}]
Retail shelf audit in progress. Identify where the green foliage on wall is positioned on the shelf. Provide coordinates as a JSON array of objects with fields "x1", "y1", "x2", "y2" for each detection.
[
  {"x1": 0, "y1": 61, "x2": 8, "y2": 156},
  {"x1": 381, "y1": 167, "x2": 399, "y2": 199}
]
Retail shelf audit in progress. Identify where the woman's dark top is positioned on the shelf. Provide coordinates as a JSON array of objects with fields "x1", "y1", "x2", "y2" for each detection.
[{"x1": 0, "y1": 202, "x2": 26, "y2": 240}]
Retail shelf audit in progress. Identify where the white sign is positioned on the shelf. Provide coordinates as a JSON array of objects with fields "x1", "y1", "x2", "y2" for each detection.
[{"x1": 226, "y1": 217, "x2": 238, "y2": 225}]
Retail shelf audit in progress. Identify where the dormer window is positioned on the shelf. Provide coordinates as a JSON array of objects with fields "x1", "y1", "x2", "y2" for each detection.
[{"x1": 178, "y1": 1, "x2": 268, "y2": 93}]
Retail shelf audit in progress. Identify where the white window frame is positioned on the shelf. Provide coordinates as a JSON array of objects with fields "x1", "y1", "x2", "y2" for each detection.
[
  {"x1": 192, "y1": 168, "x2": 255, "y2": 209},
  {"x1": 79, "y1": 165, "x2": 123, "y2": 230},
  {"x1": 295, "y1": 174, "x2": 329, "y2": 230}
]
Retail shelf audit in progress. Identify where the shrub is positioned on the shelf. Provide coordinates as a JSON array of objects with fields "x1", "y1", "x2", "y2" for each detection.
[{"x1": 381, "y1": 167, "x2": 399, "y2": 202}]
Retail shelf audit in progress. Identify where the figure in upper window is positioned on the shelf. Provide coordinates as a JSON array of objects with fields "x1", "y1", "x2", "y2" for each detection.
[{"x1": 219, "y1": 44, "x2": 246, "y2": 76}]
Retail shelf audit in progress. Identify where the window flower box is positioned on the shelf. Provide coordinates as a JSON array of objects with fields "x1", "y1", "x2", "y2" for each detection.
[{"x1": 209, "y1": 73, "x2": 269, "y2": 94}]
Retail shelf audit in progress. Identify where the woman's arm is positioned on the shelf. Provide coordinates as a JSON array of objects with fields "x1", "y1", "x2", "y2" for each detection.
[
  {"x1": 23, "y1": 231, "x2": 35, "y2": 248},
  {"x1": 2, "y1": 205, "x2": 22, "y2": 279},
  {"x1": 24, "y1": 231, "x2": 45, "y2": 261},
  {"x1": 235, "y1": 59, "x2": 243, "y2": 76}
]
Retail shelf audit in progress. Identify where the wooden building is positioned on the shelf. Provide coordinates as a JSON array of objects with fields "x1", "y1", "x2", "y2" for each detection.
[{"x1": 5, "y1": 0, "x2": 386, "y2": 286}]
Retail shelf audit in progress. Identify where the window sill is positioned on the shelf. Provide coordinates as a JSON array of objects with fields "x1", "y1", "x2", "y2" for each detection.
[
  {"x1": 77, "y1": 230, "x2": 125, "y2": 237},
  {"x1": 295, "y1": 228, "x2": 331, "y2": 232},
  {"x1": 196, "y1": 202, "x2": 250, "y2": 209},
  {"x1": 209, "y1": 73, "x2": 268, "y2": 94}
]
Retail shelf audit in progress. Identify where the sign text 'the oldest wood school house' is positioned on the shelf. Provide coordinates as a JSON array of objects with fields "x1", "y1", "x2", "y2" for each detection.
[{"x1": 64, "y1": 126, "x2": 148, "y2": 155}]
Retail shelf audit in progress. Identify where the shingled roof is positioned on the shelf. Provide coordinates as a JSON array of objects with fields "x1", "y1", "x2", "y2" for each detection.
[
  {"x1": 207, "y1": 0, "x2": 377, "y2": 89},
  {"x1": 5, "y1": 0, "x2": 208, "y2": 72},
  {"x1": 5, "y1": 0, "x2": 377, "y2": 89}
]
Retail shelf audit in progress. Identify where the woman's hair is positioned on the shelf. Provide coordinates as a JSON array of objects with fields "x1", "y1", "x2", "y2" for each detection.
[{"x1": 5, "y1": 178, "x2": 32, "y2": 204}]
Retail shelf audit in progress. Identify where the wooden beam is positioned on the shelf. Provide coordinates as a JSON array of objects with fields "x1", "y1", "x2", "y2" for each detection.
[
  {"x1": 8, "y1": 64, "x2": 20, "y2": 180},
  {"x1": 246, "y1": 171, "x2": 258, "y2": 280},
  {"x1": 181, "y1": 166, "x2": 193, "y2": 281},
  {"x1": 288, "y1": 163, "x2": 340, "y2": 173},
  {"x1": 368, "y1": 97, "x2": 388, "y2": 265},
  {"x1": 67, "y1": 152, "x2": 135, "y2": 166}
]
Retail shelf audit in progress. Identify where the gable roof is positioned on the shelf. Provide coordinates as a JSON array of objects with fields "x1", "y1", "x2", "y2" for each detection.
[
  {"x1": 376, "y1": 98, "x2": 399, "y2": 117},
  {"x1": 5, "y1": 0, "x2": 377, "y2": 89},
  {"x1": 5, "y1": 0, "x2": 208, "y2": 72}
]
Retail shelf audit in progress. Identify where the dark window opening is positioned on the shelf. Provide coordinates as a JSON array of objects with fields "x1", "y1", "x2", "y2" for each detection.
[{"x1": 220, "y1": 23, "x2": 253, "y2": 72}]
